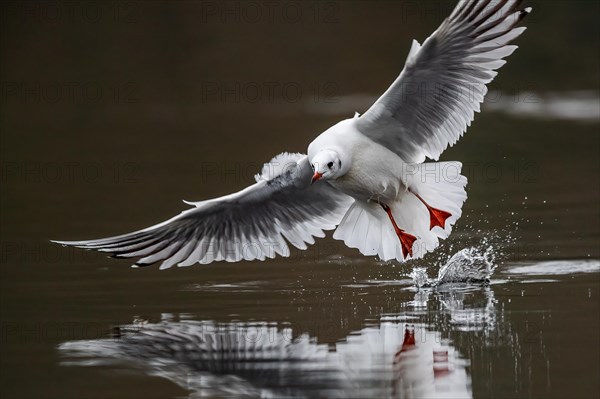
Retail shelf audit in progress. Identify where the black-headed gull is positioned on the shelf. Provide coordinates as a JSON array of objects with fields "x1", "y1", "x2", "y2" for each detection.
[{"x1": 54, "y1": 1, "x2": 531, "y2": 269}]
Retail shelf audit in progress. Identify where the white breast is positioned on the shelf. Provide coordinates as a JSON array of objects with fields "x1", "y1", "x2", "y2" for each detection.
[{"x1": 309, "y1": 118, "x2": 408, "y2": 202}]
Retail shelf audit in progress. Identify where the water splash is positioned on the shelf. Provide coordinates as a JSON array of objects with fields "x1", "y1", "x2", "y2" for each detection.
[{"x1": 411, "y1": 247, "x2": 496, "y2": 288}]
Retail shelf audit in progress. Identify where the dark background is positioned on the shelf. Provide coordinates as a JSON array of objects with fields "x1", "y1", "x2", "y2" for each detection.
[{"x1": 1, "y1": 1, "x2": 599, "y2": 398}]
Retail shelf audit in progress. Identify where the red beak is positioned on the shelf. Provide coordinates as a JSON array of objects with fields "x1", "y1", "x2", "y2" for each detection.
[{"x1": 311, "y1": 171, "x2": 323, "y2": 183}]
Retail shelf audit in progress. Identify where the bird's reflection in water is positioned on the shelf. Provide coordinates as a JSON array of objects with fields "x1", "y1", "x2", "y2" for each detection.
[
  {"x1": 417, "y1": 286, "x2": 497, "y2": 333},
  {"x1": 390, "y1": 325, "x2": 469, "y2": 399},
  {"x1": 59, "y1": 287, "x2": 500, "y2": 398}
]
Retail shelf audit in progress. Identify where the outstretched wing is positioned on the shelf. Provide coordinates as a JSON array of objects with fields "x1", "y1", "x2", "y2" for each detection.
[
  {"x1": 53, "y1": 153, "x2": 353, "y2": 269},
  {"x1": 356, "y1": 0, "x2": 532, "y2": 163}
]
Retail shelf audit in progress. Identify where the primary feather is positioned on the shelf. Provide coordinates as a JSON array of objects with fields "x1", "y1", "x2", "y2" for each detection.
[
  {"x1": 356, "y1": 0, "x2": 532, "y2": 163},
  {"x1": 53, "y1": 154, "x2": 353, "y2": 269}
]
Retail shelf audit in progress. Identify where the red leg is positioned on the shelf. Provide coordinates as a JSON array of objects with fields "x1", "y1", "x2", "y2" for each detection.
[
  {"x1": 393, "y1": 325, "x2": 417, "y2": 364},
  {"x1": 411, "y1": 191, "x2": 452, "y2": 230},
  {"x1": 378, "y1": 202, "x2": 417, "y2": 259}
]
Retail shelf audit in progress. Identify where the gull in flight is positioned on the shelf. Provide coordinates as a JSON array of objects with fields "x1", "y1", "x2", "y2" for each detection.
[{"x1": 54, "y1": 1, "x2": 531, "y2": 269}]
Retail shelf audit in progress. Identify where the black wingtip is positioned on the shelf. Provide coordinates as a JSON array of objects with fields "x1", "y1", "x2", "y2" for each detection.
[
  {"x1": 133, "y1": 261, "x2": 154, "y2": 268},
  {"x1": 517, "y1": 7, "x2": 533, "y2": 24}
]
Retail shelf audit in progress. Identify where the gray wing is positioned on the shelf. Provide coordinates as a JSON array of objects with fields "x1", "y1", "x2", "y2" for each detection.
[
  {"x1": 355, "y1": 0, "x2": 531, "y2": 163},
  {"x1": 53, "y1": 153, "x2": 353, "y2": 269}
]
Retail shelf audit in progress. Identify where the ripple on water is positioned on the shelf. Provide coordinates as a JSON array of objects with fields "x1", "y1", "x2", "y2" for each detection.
[{"x1": 505, "y1": 260, "x2": 600, "y2": 276}]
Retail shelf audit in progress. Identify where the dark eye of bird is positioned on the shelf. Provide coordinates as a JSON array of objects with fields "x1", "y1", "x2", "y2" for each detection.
[{"x1": 327, "y1": 162, "x2": 334, "y2": 168}]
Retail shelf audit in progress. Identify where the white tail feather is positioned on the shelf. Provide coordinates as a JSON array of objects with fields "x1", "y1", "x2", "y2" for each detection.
[{"x1": 333, "y1": 162, "x2": 467, "y2": 262}]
